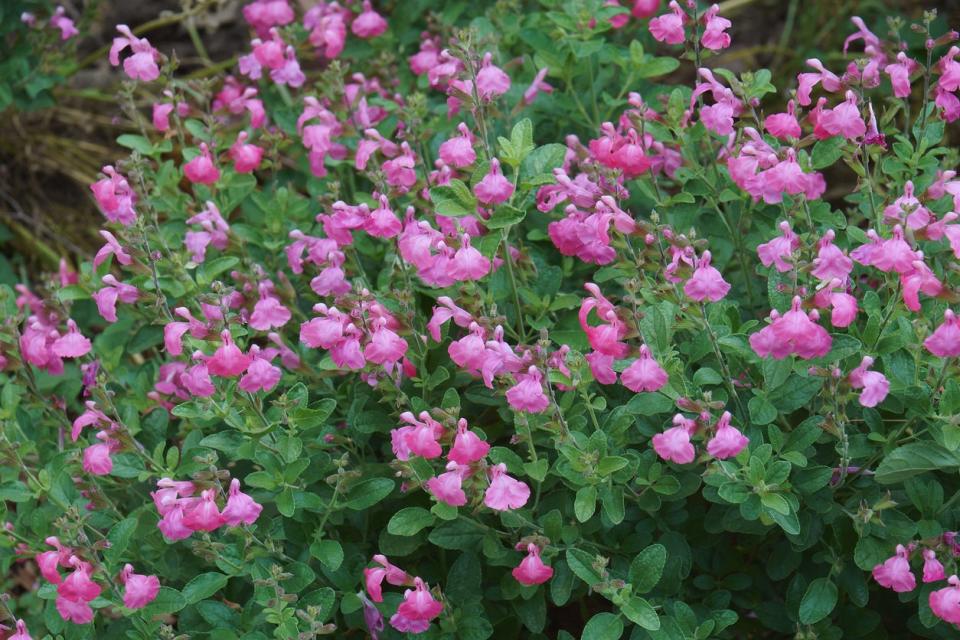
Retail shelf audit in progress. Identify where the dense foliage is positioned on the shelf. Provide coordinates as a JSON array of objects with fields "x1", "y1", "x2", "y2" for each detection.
[{"x1": 3, "y1": 1, "x2": 960, "y2": 639}]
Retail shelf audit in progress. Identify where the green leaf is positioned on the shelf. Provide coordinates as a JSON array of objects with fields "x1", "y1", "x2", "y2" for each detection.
[
  {"x1": 581, "y1": 612, "x2": 624, "y2": 640},
  {"x1": 143, "y1": 587, "x2": 185, "y2": 615},
  {"x1": 387, "y1": 507, "x2": 436, "y2": 536},
  {"x1": 182, "y1": 573, "x2": 229, "y2": 604},
  {"x1": 574, "y1": 485, "x2": 597, "y2": 522},
  {"x1": 636, "y1": 56, "x2": 680, "y2": 78},
  {"x1": 104, "y1": 518, "x2": 138, "y2": 565},
  {"x1": 430, "y1": 180, "x2": 477, "y2": 217},
  {"x1": 875, "y1": 443, "x2": 960, "y2": 484},
  {"x1": 566, "y1": 549, "x2": 603, "y2": 586},
  {"x1": 197, "y1": 256, "x2": 240, "y2": 284},
  {"x1": 811, "y1": 137, "x2": 844, "y2": 169},
  {"x1": 748, "y1": 394, "x2": 777, "y2": 426},
  {"x1": 628, "y1": 544, "x2": 667, "y2": 593},
  {"x1": 798, "y1": 578, "x2": 838, "y2": 624},
  {"x1": 344, "y1": 478, "x2": 395, "y2": 510},
  {"x1": 761, "y1": 492, "x2": 790, "y2": 515},
  {"x1": 520, "y1": 144, "x2": 566, "y2": 183},
  {"x1": 277, "y1": 487, "x2": 295, "y2": 517},
  {"x1": 428, "y1": 520, "x2": 484, "y2": 550},
  {"x1": 621, "y1": 597, "x2": 660, "y2": 630},
  {"x1": 309, "y1": 539, "x2": 344, "y2": 571},
  {"x1": 485, "y1": 205, "x2": 526, "y2": 229}
]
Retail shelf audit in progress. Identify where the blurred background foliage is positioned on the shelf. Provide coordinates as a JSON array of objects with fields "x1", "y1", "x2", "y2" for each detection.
[{"x1": 0, "y1": 0, "x2": 956, "y2": 285}]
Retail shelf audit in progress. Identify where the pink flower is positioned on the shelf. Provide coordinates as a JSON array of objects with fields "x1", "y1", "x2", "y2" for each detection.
[
  {"x1": 93, "y1": 275, "x2": 138, "y2": 324},
  {"x1": 763, "y1": 100, "x2": 801, "y2": 139},
  {"x1": 182, "y1": 489, "x2": 223, "y2": 532},
  {"x1": 749, "y1": 297, "x2": 832, "y2": 360},
  {"x1": 523, "y1": 67, "x2": 554, "y2": 105},
  {"x1": 872, "y1": 544, "x2": 916, "y2": 593},
  {"x1": 586, "y1": 351, "x2": 617, "y2": 385},
  {"x1": 270, "y1": 46, "x2": 305, "y2": 88},
  {"x1": 476, "y1": 52, "x2": 511, "y2": 100},
  {"x1": 364, "y1": 320, "x2": 408, "y2": 366},
  {"x1": 55, "y1": 597, "x2": 93, "y2": 624},
  {"x1": 474, "y1": 158, "x2": 514, "y2": 205},
  {"x1": 365, "y1": 195, "x2": 402, "y2": 238},
  {"x1": 438, "y1": 123, "x2": 476, "y2": 168},
  {"x1": 448, "y1": 419, "x2": 490, "y2": 464},
  {"x1": 425, "y1": 462, "x2": 468, "y2": 507},
  {"x1": 811, "y1": 230, "x2": 852, "y2": 281},
  {"x1": 250, "y1": 292, "x2": 291, "y2": 331},
  {"x1": 700, "y1": 4, "x2": 731, "y2": 51},
  {"x1": 52, "y1": 320, "x2": 91, "y2": 358},
  {"x1": 818, "y1": 91, "x2": 866, "y2": 140},
  {"x1": 621, "y1": 345, "x2": 669, "y2": 393},
  {"x1": 484, "y1": 463, "x2": 530, "y2": 511},
  {"x1": 923, "y1": 549, "x2": 946, "y2": 583},
  {"x1": 512, "y1": 543, "x2": 554, "y2": 586},
  {"x1": 925, "y1": 309, "x2": 960, "y2": 358},
  {"x1": 120, "y1": 564, "x2": 160, "y2": 609},
  {"x1": 82, "y1": 442, "x2": 114, "y2": 475},
  {"x1": 49, "y1": 7, "x2": 78, "y2": 40},
  {"x1": 706, "y1": 411, "x2": 748, "y2": 459},
  {"x1": 238, "y1": 347, "x2": 282, "y2": 393},
  {"x1": 364, "y1": 554, "x2": 410, "y2": 603},
  {"x1": 394, "y1": 577, "x2": 443, "y2": 622},
  {"x1": 930, "y1": 575, "x2": 960, "y2": 624},
  {"x1": 221, "y1": 478, "x2": 263, "y2": 526},
  {"x1": 182, "y1": 360, "x2": 216, "y2": 397},
  {"x1": 901, "y1": 259, "x2": 942, "y2": 313},
  {"x1": 93, "y1": 229, "x2": 133, "y2": 268},
  {"x1": 649, "y1": 1, "x2": 685, "y2": 44},
  {"x1": 449, "y1": 234, "x2": 490, "y2": 282},
  {"x1": 652, "y1": 415, "x2": 696, "y2": 464},
  {"x1": 757, "y1": 221, "x2": 799, "y2": 272},
  {"x1": 109, "y1": 25, "x2": 160, "y2": 82},
  {"x1": 157, "y1": 504, "x2": 193, "y2": 541},
  {"x1": 207, "y1": 330, "x2": 251, "y2": 377},
  {"x1": 884, "y1": 52, "x2": 918, "y2": 98},
  {"x1": 90, "y1": 166, "x2": 137, "y2": 225},
  {"x1": 10, "y1": 620, "x2": 32, "y2": 640},
  {"x1": 230, "y1": 131, "x2": 264, "y2": 173},
  {"x1": 351, "y1": 1, "x2": 388, "y2": 39},
  {"x1": 796, "y1": 58, "x2": 842, "y2": 106},
  {"x1": 632, "y1": 0, "x2": 661, "y2": 18},
  {"x1": 183, "y1": 143, "x2": 220, "y2": 185},
  {"x1": 684, "y1": 250, "x2": 730, "y2": 302},
  {"x1": 58, "y1": 560, "x2": 102, "y2": 603},
  {"x1": 506, "y1": 367, "x2": 550, "y2": 413},
  {"x1": 883, "y1": 181, "x2": 930, "y2": 230}
]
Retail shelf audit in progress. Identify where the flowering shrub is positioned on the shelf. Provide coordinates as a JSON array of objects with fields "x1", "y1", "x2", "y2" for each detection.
[{"x1": 4, "y1": 1, "x2": 960, "y2": 638}]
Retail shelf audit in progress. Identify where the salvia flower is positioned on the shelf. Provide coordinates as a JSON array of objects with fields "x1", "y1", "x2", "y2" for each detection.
[
  {"x1": 474, "y1": 158, "x2": 514, "y2": 205},
  {"x1": 183, "y1": 143, "x2": 221, "y2": 185},
  {"x1": 652, "y1": 415, "x2": 697, "y2": 464},
  {"x1": 484, "y1": 463, "x2": 530, "y2": 511},
  {"x1": 872, "y1": 544, "x2": 916, "y2": 593},
  {"x1": 649, "y1": 1, "x2": 685, "y2": 45},
  {"x1": 109, "y1": 25, "x2": 161, "y2": 82},
  {"x1": 749, "y1": 297, "x2": 832, "y2": 360},
  {"x1": 684, "y1": 250, "x2": 731, "y2": 302},
  {"x1": 923, "y1": 549, "x2": 947, "y2": 583},
  {"x1": 930, "y1": 575, "x2": 960, "y2": 624},
  {"x1": 925, "y1": 309, "x2": 960, "y2": 358},
  {"x1": 621, "y1": 345, "x2": 669, "y2": 393},
  {"x1": 9, "y1": 620, "x2": 32, "y2": 640},
  {"x1": 706, "y1": 411, "x2": 749, "y2": 459},
  {"x1": 700, "y1": 4, "x2": 731, "y2": 51},
  {"x1": 448, "y1": 418, "x2": 490, "y2": 464},
  {"x1": 476, "y1": 52, "x2": 511, "y2": 100},
  {"x1": 512, "y1": 543, "x2": 554, "y2": 586},
  {"x1": 848, "y1": 356, "x2": 889, "y2": 408},
  {"x1": 119, "y1": 564, "x2": 160, "y2": 609},
  {"x1": 221, "y1": 478, "x2": 263, "y2": 526},
  {"x1": 352, "y1": 1, "x2": 388, "y2": 39}
]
